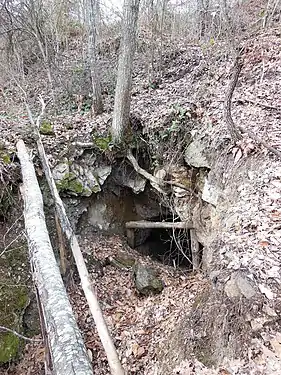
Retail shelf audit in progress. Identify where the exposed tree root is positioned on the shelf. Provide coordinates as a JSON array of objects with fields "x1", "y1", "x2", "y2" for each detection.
[{"x1": 225, "y1": 54, "x2": 281, "y2": 159}]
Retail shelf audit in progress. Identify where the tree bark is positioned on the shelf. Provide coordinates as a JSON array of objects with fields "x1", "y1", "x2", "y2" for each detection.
[
  {"x1": 85, "y1": 0, "x2": 103, "y2": 115},
  {"x1": 111, "y1": 0, "x2": 140, "y2": 143},
  {"x1": 16, "y1": 139, "x2": 93, "y2": 375}
]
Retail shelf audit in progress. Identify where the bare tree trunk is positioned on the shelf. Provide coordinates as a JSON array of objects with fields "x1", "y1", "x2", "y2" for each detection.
[
  {"x1": 16, "y1": 139, "x2": 93, "y2": 375},
  {"x1": 85, "y1": 0, "x2": 103, "y2": 115},
  {"x1": 34, "y1": 33, "x2": 56, "y2": 105},
  {"x1": 111, "y1": 0, "x2": 140, "y2": 144},
  {"x1": 158, "y1": 0, "x2": 167, "y2": 76}
]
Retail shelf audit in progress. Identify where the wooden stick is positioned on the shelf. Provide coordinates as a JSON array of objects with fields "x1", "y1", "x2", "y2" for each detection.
[
  {"x1": 126, "y1": 220, "x2": 193, "y2": 229},
  {"x1": 190, "y1": 229, "x2": 200, "y2": 270},
  {"x1": 55, "y1": 213, "x2": 67, "y2": 276}
]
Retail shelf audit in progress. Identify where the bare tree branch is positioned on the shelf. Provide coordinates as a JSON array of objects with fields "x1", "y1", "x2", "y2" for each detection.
[{"x1": 0, "y1": 326, "x2": 42, "y2": 342}]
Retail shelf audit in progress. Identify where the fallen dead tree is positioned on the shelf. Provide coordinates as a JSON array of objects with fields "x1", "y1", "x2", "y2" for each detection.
[
  {"x1": 24, "y1": 97, "x2": 125, "y2": 375},
  {"x1": 16, "y1": 139, "x2": 93, "y2": 375}
]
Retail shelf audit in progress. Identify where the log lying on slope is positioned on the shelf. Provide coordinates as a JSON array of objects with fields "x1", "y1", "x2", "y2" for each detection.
[
  {"x1": 24, "y1": 97, "x2": 124, "y2": 375},
  {"x1": 16, "y1": 139, "x2": 93, "y2": 375}
]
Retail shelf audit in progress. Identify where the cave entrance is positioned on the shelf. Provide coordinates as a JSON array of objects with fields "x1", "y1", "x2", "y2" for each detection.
[{"x1": 126, "y1": 219, "x2": 203, "y2": 269}]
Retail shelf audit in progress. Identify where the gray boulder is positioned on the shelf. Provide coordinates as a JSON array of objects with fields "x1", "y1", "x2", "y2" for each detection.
[{"x1": 133, "y1": 263, "x2": 164, "y2": 295}]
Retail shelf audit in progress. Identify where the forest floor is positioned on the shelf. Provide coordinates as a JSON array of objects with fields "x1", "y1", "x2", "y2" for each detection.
[
  {"x1": 0, "y1": 232, "x2": 207, "y2": 375},
  {"x1": 1, "y1": 25, "x2": 281, "y2": 375}
]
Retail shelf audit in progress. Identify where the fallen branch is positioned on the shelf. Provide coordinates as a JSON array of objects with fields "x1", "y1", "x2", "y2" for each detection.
[
  {"x1": 25, "y1": 98, "x2": 125, "y2": 375},
  {"x1": 127, "y1": 149, "x2": 164, "y2": 186},
  {"x1": 126, "y1": 220, "x2": 193, "y2": 229},
  {"x1": 0, "y1": 326, "x2": 42, "y2": 343},
  {"x1": 238, "y1": 126, "x2": 281, "y2": 159},
  {"x1": 224, "y1": 56, "x2": 243, "y2": 142},
  {"x1": 127, "y1": 149, "x2": 197, "y2": 194},
  {"x1": 235, "y1": 99, "x2": 280, "y2": 112}
]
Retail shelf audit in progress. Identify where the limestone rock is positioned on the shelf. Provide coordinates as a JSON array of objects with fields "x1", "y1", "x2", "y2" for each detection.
[
  {"x1": 133, "y1": 263, "x2": 164, "y2": 295},
  {"x1": 52, "y1": 162, "x2": 69, "y2": 181},
  {"x1": 224, "y1": 273, "x2": 256, "y2": 299},
  {"x1": 185, "y1": 139, "x2": 210, "y2": 168},
  {"x1": 109, "y1": 253, "x2": 136, "y2": 269},
  {"x1": 53, "y1": 162, "x2": 111, "y2": 196},
  {"x1": 202, "y1": 177, "x2": 219, "y2": 206},
  {"x1": 125, "y1": 175, "x2": 146, "y2": 194},
  {"x1": 112, "y1": 166, "x2": 146, "y2": 194},
  {"x1": 88, "y1": 201, "x2": 110, "y2": 230}
]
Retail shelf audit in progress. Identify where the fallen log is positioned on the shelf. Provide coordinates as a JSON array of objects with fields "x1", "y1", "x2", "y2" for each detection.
[
  {"x1": 17, "y1": 139, "x2": 93, "y2": 375},
  {"x1": 24, "y1": 97, "x2": 125, "y2": 375},
  {"x1": 126, "y1": 220, "x2": 193, "y2": 229}
]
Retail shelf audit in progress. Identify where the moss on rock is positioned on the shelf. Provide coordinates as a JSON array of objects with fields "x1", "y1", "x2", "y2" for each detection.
[
  {"x1": 93, "y1": 135, "x2": 113, "y2": 151},
  {"x1": 56, "y1": 172, "x2": 83, "y2": 194},
  {"x1": 0, "y1": 151, "x2": 11, "y2": 164},
  {"x1": 0, "y1": 246, "x2": 30, "y2": 363},
  {"x1": 39, "y1": 120, "x2": 55, "y2": 135}
]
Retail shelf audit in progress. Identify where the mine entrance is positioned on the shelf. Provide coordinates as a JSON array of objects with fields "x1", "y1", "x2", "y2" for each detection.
[{"x1": 126, "y1": 219, "x2": 202, "y2": 269}]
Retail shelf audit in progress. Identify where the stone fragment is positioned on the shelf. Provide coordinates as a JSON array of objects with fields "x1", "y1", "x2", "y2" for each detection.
[
  {"x1": 224, "y1": 273, "x2": 256, "y2": 299},
  {"x1": 185, "y1": 139, "x2": 210, "y2": 168},
  {"x1": 133, "y1": 263, "x2": 164, "y2": 295}
]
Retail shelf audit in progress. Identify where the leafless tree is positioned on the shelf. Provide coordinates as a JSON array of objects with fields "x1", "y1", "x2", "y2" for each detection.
[
  {"x1": 111, "y1": 0, "x2": 140, "y2": 144},
  {"x1": 84, "y1": 0, "x2": 103, "y2": 115}
]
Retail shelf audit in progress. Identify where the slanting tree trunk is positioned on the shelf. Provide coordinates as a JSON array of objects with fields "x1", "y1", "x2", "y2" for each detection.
[
  {"x1": 85, "y1": 0, "x2": 103, "y2": 115},
  {"x1": 111, "y1": 0, "x2": 140, "y2": 144},
  {"x1": 16, "y1": 139, "x2": 93, "y2": 375}
]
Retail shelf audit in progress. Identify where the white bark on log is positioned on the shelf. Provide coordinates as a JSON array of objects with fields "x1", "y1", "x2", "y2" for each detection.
[
  {"x1": 34, "y1": 136, "x2": 125, "y2": 375},
  {"x1": 24, "y1": 96, "x2": 124, "y2": 375},
  {"x1": 16, "y1": 140, "x2": 93, "y2": 375},
  {"x1": 126, "y1": 221, "x2": 193, "y2": 229}
]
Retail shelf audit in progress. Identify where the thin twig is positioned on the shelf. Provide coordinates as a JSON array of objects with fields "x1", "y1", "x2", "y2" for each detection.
[
  {"x1": 0, "y1": 326, "x2": 42, "y2": 342},
  {"x1": 3, "y1": 214, "x2": 24, "y2": 247}
]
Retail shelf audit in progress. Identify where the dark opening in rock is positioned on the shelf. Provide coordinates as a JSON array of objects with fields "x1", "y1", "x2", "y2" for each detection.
[{"x1": 126, "y1": 215, "x2": 203, "y2": 269}]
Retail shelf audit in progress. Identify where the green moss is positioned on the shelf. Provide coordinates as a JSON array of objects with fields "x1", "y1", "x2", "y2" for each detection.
[
  {"x1": 0, "y1": 246, "x2": 30, "y2": 363},
  {"x1": 68, "y1": 178, "x2": 84, "y2": 194},
  {"x1": 39, "y1": 120, "x2": 54, "y2": 135},
  {"x1": 91, "y1": 185, "x2": 101, "y2": 194},
  {"x1": 0, "y1": 333, "x2": 20, "y2": 363},
  {"x1": 56, "y1": 172, "x2": 76, "y2": 192},
  {"x1": 56, "y1": 172, "x2": 99, "y2": 195},
  {"x1": 93, "y1": 135, "x2": 113, "y2": 151},
  {"x1": 0, "y1": 152, "x2": 11, "y2": 164}
]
